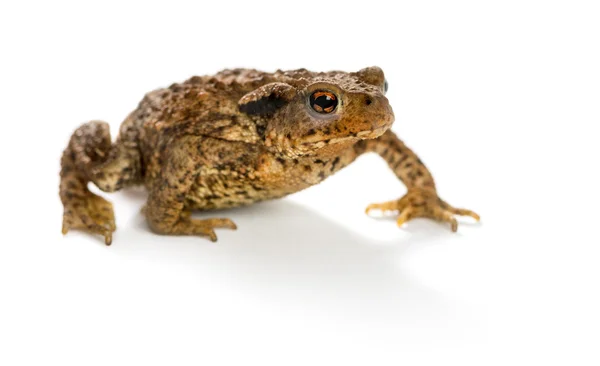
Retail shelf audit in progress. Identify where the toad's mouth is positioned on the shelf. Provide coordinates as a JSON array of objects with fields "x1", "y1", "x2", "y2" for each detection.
[{"x1": 298, "y1": 126, "x2": 389, "y2": 147}]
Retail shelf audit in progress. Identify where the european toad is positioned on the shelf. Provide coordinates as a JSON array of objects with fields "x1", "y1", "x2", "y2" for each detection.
[{"x1": 59, "y1": 67, "x2": 479, "y2": 244}]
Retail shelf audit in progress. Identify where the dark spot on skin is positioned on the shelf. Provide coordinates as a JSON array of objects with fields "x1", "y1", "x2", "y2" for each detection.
[
  {"x1": 256, "y1": 124, "x2": 266, "y2": 138},
  {"x1": 213, "y1": 126, "x2": 228, "y2": 134},
  {"x1": 251, "y1": 184, "x2": 265, "y2": 191},
  {"x1": 304, "y1": 165, "x2": 312, "y2": 172},
  {"x1": 393, "y1": 156, "x2": 408, "y2": 169},
  {"x1": 286, "y1": 133, "x2": 292, "y2": 139},
  {"x1": 293, "y1": 159, "x2": 299, "y2": 164},
  {"x1": 306, "y1": 129, "x2": 316, "y2": 136},
  {"x1": 314, "y1": 159, "x2": 326, "y2": 165},
  {"x1": 276, "y1": 157, "x2": 286, "y2": 165},
  {"x1": 239, "y1": 94, "x2": 288, "y2": 115},
  {"x1": 331, "y1": 157, "x2": 340, "y2": 172},
  {"x1": 365, "y1": 97, "x2": 372, "y2": 106}
]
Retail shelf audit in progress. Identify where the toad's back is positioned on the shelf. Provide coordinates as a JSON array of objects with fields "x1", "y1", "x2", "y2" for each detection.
[
  {"x1": 115, "y1": 69, "x2": 281, "y2": 184},
  {"x1": 119, "y1": 67, "x2": 358, "y2": 151}
]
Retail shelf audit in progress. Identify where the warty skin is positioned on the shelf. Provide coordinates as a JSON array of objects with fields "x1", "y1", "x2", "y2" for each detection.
[{"x1": 59, "y1": 67, "x2": 479, "y2": 244}]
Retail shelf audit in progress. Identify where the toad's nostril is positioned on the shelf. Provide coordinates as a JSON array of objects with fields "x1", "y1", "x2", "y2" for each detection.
[{"x1": 365, "y1": 97, "x2": 373, "y2": 106}]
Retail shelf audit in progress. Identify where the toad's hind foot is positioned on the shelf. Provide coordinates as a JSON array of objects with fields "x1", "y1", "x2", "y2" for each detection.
[{"x1": 62, "y1": 192, "x2": 116, "y2": 245}]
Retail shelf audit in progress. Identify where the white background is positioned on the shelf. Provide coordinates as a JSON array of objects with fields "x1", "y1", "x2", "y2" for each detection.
[{"x1": 1, "y1": 0, "x2": 599, "y2": 365}]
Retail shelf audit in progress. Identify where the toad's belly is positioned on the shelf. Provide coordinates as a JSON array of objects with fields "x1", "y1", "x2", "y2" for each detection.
[
  {"x1": 184, "y1": 163, "x2": 319, "y2": 211},
  {"x1": 184, "y1": 147, "x2": 358, "y2": 211},
  {"x1": 185, "y1": 174, "x2": 299, "y2": 211}
]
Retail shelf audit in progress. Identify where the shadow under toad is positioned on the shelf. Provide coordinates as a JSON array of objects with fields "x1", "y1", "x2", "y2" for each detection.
[{"x1": 107, "y1": 189, "x2": 472, "y2": 327}]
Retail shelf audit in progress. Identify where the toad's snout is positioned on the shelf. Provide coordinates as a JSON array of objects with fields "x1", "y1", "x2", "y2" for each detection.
[
  {"x1": 368, "y1": 94, "x2": 394, "y2": 130},
  {"x1": 351, "y1": 94, "x2": 395, "y2": 139}
]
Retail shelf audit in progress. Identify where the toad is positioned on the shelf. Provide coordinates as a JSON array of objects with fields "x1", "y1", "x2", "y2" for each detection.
[{"x1": 59, "y1": 67, "x2": 479, "y2": 244}]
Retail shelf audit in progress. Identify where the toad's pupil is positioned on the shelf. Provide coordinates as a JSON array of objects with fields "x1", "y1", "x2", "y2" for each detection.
[{"x1": 310, "y1": 91, "x2": 338, "y2": 113}]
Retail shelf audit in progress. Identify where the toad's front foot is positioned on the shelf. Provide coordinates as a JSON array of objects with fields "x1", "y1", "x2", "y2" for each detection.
[
  {"x1": 147, "y1": 210, "x2": 238, "y2": 242},
  {"x1": 172, "y1": 217, "x2": 237, "y2": 242},
  {"x1": 62, "y1": 192, "x2": 116, "y2": 245},
  {"x1": 365, "y1": 188, "x2": 480, "y2": 232}
]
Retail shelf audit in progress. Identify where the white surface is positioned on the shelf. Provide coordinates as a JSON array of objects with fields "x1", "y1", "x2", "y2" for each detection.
[{"x1": 1, "y1": 1, "x2": 599, "y2": 365}]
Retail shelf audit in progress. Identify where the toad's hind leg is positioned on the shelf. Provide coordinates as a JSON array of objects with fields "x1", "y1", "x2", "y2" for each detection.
[{"x1": 60, "y1": 120, "x2": 141, "y2": 245}]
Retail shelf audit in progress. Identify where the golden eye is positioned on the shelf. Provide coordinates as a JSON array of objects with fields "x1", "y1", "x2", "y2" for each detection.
[{"x1": 310, "y1": 90, "x2": 338, "y2": 114}]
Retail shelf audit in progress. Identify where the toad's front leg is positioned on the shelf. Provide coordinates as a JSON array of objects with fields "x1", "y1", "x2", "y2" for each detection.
[
  {"x1": 144, "y1": 136, "x2": 236, "y2": 242},
  {"x1": 357, "y1": 130, "x2": 479, "y2": 232}
]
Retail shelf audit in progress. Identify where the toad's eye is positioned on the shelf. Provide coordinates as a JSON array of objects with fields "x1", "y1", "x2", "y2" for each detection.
[
  {"x1": 383, "y1": 80, "x2": 389, "y2": 94},
  {"x1": 309, "y1": 90, "x2": 338, "y2": 114}
]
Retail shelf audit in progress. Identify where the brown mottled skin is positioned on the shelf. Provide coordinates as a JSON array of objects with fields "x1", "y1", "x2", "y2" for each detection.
[{"x1": 60, "y1": 67, "x2": 479, "y2": 245}]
